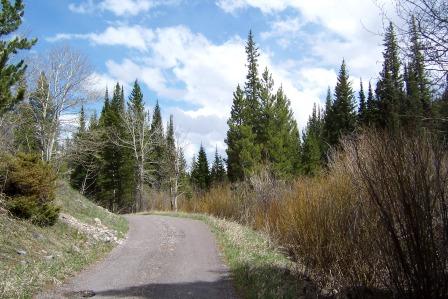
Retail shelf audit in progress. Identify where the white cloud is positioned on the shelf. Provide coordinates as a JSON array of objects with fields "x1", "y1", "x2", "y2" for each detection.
[
  {"x1": 261, "y1": 17, "x2": 304, "y2": 48},
  {"x1": 216, "y1": 0, "x2": 289, "y2": 14},
  {"x1": 47, "y1": 25, "x2": 154, "y2": 51},
  {"x1": 223, "y1": 0, "x2": 398, "y2": 82},
  {"x1": 89, "y1": 71, "x2": 130, "y2": 92},
  {"x1": 69, "y1": 0, "x2": 170, "y2": 16}
]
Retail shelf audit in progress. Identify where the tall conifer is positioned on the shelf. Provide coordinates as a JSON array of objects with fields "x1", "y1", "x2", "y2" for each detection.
[
  {"x1": 376, "y1": 22, "x2": 404, "y2": 130},
  {"x1": 149, "y1": 101, "x2": 165, "y2": 190},
  {"x1": 191, "y1": 145, "x2": 210, "y2": 190},
  {"x1": 358, "y1": 79, "x2": 367, "y2": 126}
]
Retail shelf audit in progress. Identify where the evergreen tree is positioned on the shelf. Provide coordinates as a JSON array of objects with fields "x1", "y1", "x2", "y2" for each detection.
[
  {"x1": 404, "y1": 16, "x2": 432, "y2": 128},
  {"x1": 14, "y1": 103, "x2": 39, "y2": 153},
  {"x1": 210, "y1": 147, "x2": 226, "y2": 185},
  {"x1": 89, "y1": 111, "x2": 98, "y2": 129},
  {"x1": 99, "y1": 87, "x2": 109, "y2": 126},
  {"x1": 258, "y1": 67, "x2": 275, "y2": 160},
  {"x1": 225, "y1": 84, "x2": 259, "y2": 182},
  {"x1": 327, "y1": 60, "x2": 356, "y2": 146},
  {"x1": 366, "y1": 82, "x2": 378, "y2": 126},
  {"x1": 165, "y1": 115, "x2": 176, "y2": 173},
  {"x1": 97, "y1": 87, "x2": 119, "y2": 210},
  {"x1": 289, "y1": 119, "x2": 302, "y2": 175},
  {"x1": 323, "y1": 87, "x2": 337, "y2": 149},
  {"x1": 176, "y1": 148, "x2": 189, "y2": 198},
  {"x1": 376, "y1": 22, "x2": 405, "y2": 130},
  {"x1": 191, "y1": 145, "x2": 210, "y2": 190},
  {"x1": 149, "y1": 100, "x2": 166, "y2": 190},
  {"x1": 79, "y1": 105, "x2": 86, "y2": 133},
  {"x1": 358, "y1": 79, "x2": 367, "y2": 126},
  {"x1": 164, "y1": 114, "x2": 177, "y2": 192},
  {"x1": 302, "y1": 104, "x2": 323, "y2": 175},
  {"x1": 225, "y1": 31, "x2": 307, "y2": 178},
  {"x1": 268, "y1": 86, "x2": 300, "y2": 177},
  {"x1": 126, "y1": 80, "x2": 149, "y2": 211},
  {"x1": 244, "y1": 30, "x2": 261, "y2": 129},
  {"x1": 0, "y1": 0, "x2": 36, "y2": 115},
  {"x1": 97, "y1": 84, "x2": 134, "y2": 211}
]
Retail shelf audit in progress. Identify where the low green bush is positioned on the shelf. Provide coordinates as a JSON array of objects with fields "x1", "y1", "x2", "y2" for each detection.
[{"x1": 1, "y1": 153, "x2": 59, "y2": 226}]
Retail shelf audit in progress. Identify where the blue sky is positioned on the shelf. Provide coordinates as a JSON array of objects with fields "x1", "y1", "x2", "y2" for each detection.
[{"x1": 22, "y1": 0, "x2": 396, "y2": 160}]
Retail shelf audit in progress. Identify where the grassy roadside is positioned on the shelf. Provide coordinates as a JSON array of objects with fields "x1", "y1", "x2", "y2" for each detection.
[
  {"x1": 0, "y1": 181, "x2": 128, "y2": 299},
  {"x1": 150, "y1": 211, "x2": 316, "y2": 299}
]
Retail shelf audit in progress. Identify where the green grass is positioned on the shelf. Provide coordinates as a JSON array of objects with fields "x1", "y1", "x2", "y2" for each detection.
[
  {"x1": 0, "y1": 181, "x2": 128, "y2": 299},
  {"x1": 149, "y1": 211, "x2": 312, "y2": 299},
  {"x1": 55, "y1": 180, "x2": 128, "y2": 237}
]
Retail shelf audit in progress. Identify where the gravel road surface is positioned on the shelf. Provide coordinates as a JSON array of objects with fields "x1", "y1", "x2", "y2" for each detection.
[{"x1": 36, "y1": 215, "x2": 237, "y2": 299}]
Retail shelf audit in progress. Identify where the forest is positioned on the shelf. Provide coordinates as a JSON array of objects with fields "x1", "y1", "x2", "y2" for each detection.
[{"x1": 0, "y1": 0, "x2": 448, "y2": 298}]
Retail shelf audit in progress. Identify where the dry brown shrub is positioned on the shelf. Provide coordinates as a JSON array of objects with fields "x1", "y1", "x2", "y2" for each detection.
[
  {"x1": 342, "y1": 130, "x2": 448, "y2": 298},
  {"x1": 177, "y1": 130, "x2": 448, "y2": 297}
]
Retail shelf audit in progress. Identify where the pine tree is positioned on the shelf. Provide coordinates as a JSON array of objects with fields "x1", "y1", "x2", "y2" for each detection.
[
  {"x1": 225, "y1": 31, "x2": 302, "y2": 179},
  {"x1": 97, "y1": 86, "x2": 119, "y2": 210},
  {"x1": 258, "y1": 67, "x2": 275, "y2": 160},
  {"x1": 244, "y1": 30, "x2": 261, "y2": 129},
  {"x1": 323, "y1": 87, "x2": 337, "y2": 149},
  {"x1": 210, "y1": 147, "x2": 226, "y2": 185},
  {"x1": 327, "y1": 60, "x2": 356, "y2": 146},
  {"x1": 14, "y1": 103, "x2": 40, "y2": 153},
  {"x1": 358, "y1": 79, "x2": 367, "y2": 126},
  {"x1": 126, "y1": 80, "x2": 149, "y2": 211},
  {"x1": 149, "y1": 100, "x2": 166, "y2": 190},
  {"x1": 404, "y1": 16, "x2": 432, "y2": 128},
  {"x1": 165, "y1": 115, "x2": 176, "y2": 178},
  {"x1": 365, "y1": 82, "x2": 378, "y2": 126},
  {"x1": 164, "y1": 114, "x2": 178, "y2": 200},
  {"x1": 376, "y1": 22, "x2": 405, "y2": 130},
  {"x1": 302, "y1": 104, "x2": 324, "y2": 175},
  {"x1": 289, "y1": 120, "x2": 302, "y2": 175},
  {"x1": 99, "y1": 87, "x2": 110, "y2": 126},
  {"x1": 115, "y1": 83, "x2": 134, "y2": 210},
  {"x1": 191, "y1": 145, "x2": 210, "y2": 191},
  {"x1": 97, "y1": 84, "x2": 134, "y2": 211},
  {"x1": 176, "y1": 148, "x2": 189, "y2": 198},
  {"x1": 225, "y1": 84, "x2": 260, "y2": 182},
  {"x1": 0, "y1": 0, "x2": 36, "y2": 115},
  {"x1": 268, "y1": 86, "x2": 300, "y2": 177}
]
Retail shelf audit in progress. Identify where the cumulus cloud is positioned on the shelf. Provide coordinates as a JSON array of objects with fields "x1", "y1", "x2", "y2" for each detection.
[
  {"x1": 68, "y1": 0, "x2": 180, "y2": 16},
  {"x1": 224, "y1": 0, "x2": 398, "y2": 82},
  {"x1": 46, "y1": 25, "x2": 154, "y2": 51},
  {"x1": 261, "y1": 17, "x2": 305, "y2": 48}
]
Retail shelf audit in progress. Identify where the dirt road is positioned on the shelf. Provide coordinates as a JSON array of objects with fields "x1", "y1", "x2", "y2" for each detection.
[{"x1": 37, "y1": 215, "x2": 237, "y2": 299}]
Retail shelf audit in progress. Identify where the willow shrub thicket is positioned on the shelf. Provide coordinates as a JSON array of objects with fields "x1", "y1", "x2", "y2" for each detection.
[{"x1": 180, "y1": 130, "x2": 448, "y2": 297}]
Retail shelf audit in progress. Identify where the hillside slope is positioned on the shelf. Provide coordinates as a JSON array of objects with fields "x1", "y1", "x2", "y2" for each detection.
[{"x1": 0, "y1": 180, "x2": 128, "y2": 298}]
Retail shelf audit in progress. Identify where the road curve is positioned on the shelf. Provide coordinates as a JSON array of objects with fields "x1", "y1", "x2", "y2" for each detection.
[{"x1": 37, "y1": 215, "x2": 237, "y2": 299}]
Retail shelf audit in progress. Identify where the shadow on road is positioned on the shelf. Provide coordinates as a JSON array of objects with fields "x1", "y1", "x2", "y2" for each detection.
[{"x1": 70, "y1": 278, "x2": 236, "y2": 298}]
